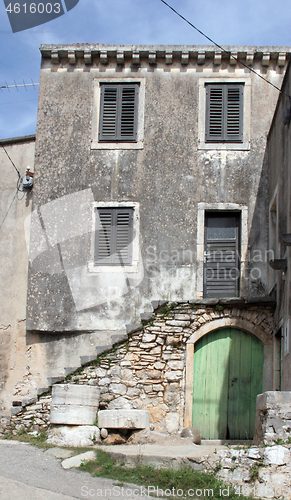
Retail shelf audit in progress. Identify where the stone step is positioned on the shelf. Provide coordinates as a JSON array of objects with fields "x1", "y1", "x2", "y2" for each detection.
[
  {"x1": 47, "y1": 376, "x2": 66, "y2": 386},
  {"x1": 111, "y1": 333, "x2": 128, "y2": 344},
  {"x1": 126, "y1": 323, "x2": 143, "y2": 334},
  {"x1": 140, "y1": 312, "x2": 155, "y2": 322},
  {"x1": 37, "y1": 387, "x2": 50, "y2": 396},
  {"x1": 33, "y1": 312, "x2": 152, "y2": 405},
  {"x1": 64, "y1": 367, "x2": 79, "y2": 376},
  {"x1": 80, "y1": 355, "x2": 97, "y2": 366},
  {"x1": 96, "y1": 345, "x2": 112, "y2": 355}
]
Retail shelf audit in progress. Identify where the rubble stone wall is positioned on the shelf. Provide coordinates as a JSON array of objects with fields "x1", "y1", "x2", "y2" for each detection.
[
  {"x1": 254, "y1": 391, "x2": 291, "y2": 445},
  {"x1": 0, "y1": 302, "x2": 274, "y2": 436}
]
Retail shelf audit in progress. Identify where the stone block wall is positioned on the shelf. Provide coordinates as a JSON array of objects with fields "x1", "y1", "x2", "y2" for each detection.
[
  {"x1": 0, "y1": 301, "x2": 274, "y2": 436},
  {"x1": 254, "y1": 391, "x2": 291, "y2": 445}
]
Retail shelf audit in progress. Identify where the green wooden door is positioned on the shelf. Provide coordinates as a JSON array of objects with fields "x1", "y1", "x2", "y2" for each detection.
[{"x1": 192, "y1": 328, "x2": 263, "y2": 439}]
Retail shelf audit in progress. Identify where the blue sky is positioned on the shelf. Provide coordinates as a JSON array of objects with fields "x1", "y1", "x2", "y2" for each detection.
[{"x1": 1, "y1": 0, "x2": 291, "y2": 140}]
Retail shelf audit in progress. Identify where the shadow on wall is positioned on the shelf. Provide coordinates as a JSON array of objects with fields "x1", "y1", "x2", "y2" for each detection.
[{"x1": 247, "y1": 144, "x2": 270, "y2": 298}]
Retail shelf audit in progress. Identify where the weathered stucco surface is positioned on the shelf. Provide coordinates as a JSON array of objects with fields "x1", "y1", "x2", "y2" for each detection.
[
  {"x1": 29, "y1": 45, "x2": 287, "y2": 337},
  {"x1": 268, "y1": 61, "x2": 291, "y2": 390},
  {"x1": 0, "y1": 136, "x2": 35, "y2": 415}
]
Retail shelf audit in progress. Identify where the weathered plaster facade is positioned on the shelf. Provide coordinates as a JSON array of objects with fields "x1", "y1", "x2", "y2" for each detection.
[
  {"x1": 268, "y1": 60, "x2": 291, "y2": 390},
  {"x1": 0, "y1": 135, "x2": 35, "y2": 415}
]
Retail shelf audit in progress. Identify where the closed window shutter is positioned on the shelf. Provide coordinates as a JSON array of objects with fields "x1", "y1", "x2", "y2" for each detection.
[
  {"x1": 99, "y1": 84, "x2": 138, "y2": 142},
  {"x1": 95, "y1": 209, "x2": 113, "y2": 264},
  {"x1": 95, "y1": 208, "x2": 133, "y2": 265},
  {"x1": 204, "y1": 213, "x2": 240, "y2": 298},
  {"x1": 119, "y1": 86, "x2": 138, "y2": 140},
  {"x1": 206, "y1": 84, "x2": 243, "y2": 142},
  {"x1": 207, "y1": 86, "x2": 223, "y2": 141},
  {"x1": 226, "y1": 86, "x2": 243, "y2": 141},
  {"x1": 99, "y1": 86, "x2": 118, "y2": 141},
  {"x1": 115, "y1": 210, "x2": 132, "y2": 263}
]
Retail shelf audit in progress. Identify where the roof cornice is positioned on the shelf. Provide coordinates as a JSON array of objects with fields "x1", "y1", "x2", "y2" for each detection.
[{"x1": 40, "y1": 44, "x2": 291, "y2": 68}]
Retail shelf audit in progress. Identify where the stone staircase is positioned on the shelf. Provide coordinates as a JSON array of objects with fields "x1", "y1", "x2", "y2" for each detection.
[{"x1": 15, "y1": 301, "x2": 168, "y2": 411}]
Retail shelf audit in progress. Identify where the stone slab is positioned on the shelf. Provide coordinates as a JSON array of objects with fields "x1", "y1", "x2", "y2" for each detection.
[
  {"x1": 52, "y1": 384, "x2": 100, "y2": 407},
  {"x1": 254, "y1": 391, "x2": 291, "y2": 444},
  {"x1": 263, "y1": 445, "x2": 289, "y2": 465},
  {"x1": 61, "y1": 450, "x2": 96, "y2": 469},
  {"x1": 256, "y1": 391, "x2": 291, "y2": 410},
  {"x1": 98, "y1": 409, "x2": 150, "y2": 429},
  {"x1": 47, "y1": 425, "x2": 100, "y2": 447},
  {"x1": 50, "y1": 404, "x2": 97, "y2": 425}
]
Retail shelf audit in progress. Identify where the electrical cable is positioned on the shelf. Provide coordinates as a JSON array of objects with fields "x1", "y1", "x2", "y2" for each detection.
[
  {"x1": 0, "y1": 144, "x2": 21, "y2": 179},
  {"x1": 0, "y1": 98, "x2": 38, "y2": 106},
  {"x1": 0, "y1": 181, "x2": 21, "y2": 231},
  {"x1": 160, "y1": 0, "x2": 291, "y2": 100}
]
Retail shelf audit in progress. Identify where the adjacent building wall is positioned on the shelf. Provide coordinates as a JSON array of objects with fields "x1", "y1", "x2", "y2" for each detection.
[
  {"x1": 0, "y1": 136, "x2": 35, "y2": 415},
  {"x1": 268, "y1": 61, "x2": 291, "y2": 389}
]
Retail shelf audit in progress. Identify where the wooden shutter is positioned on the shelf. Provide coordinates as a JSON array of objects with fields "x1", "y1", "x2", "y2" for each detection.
[
  {"x1": 115, "y1": 210, "x2": 132, "y2": 263},
  {"x1": 226, "y1": 86, "x2": 243, "y2": 142},
  {"x1": 95, "y1": 209, "x2": 113, "y2": 264},
  {"x1": 204, "y1": 213, "x2": 240, "y2": 298},
  {"x1": 119, "y1": 86, "x2": 138, "y2": 140},
  {"x1": 99, "y1": 84, "x2": 138, "y2": 142},
  {"x1": 95, "y1": 208, "x2": 133, "y2": 265},
  {"x1": 99, "y1": 86, "x2": 118, "y2": 141},
  {"x1": 206, "y1": 86, "x2": 223, "y2": 141},
  {"x1": 206, "y1": 84, "x2": 243, "y2": 142}
]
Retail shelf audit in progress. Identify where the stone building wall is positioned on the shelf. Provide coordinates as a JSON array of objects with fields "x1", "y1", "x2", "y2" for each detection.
[
  {"x1": 0, "y1": 135, "x2": 35, "y2": 417},
  {"x1": 268, "y1": 60, "x2": 291, "y2": 390},
  {"x1": 0, "y1": 301, "x2": 274, "y2": 436}
]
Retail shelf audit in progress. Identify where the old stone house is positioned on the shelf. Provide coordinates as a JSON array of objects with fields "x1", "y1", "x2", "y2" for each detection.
[{"x1": 1, "y1": 44, "x2": 290, "y2": 440}]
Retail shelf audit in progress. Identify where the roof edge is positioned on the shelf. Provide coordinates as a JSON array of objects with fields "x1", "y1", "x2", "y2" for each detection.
[{"x1": 0, "y1": 134, "x2": 36, "y2": 145}]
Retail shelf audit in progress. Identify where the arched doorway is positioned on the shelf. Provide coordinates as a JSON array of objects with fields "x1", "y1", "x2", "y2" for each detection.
[{"x1": 192, "y1": 327, "x2": 263, "y2": 439}]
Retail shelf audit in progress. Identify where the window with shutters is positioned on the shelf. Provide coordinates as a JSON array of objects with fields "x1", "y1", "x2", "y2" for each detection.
[
  {"x1": 99, "y1": 84, "x2": 139, "y2": 142},
  {"x1": 95, "y1": 207, "x2": 133, "y2": 265},
  {"x1": 204, "y1": 212, "x2": 241, "y2": 298},
  {"x1": 205, "y1": 84, "x2": 244, "y2": 143}
]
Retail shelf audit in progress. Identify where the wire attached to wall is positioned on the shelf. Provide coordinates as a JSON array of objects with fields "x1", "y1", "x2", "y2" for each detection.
[
  {"x1": 1, "y1": 144, "x2": 21, "y2": 179},
  {"x1": 0, "y1": 144, "x2": 26, "y2": 230},
  {"x1": 160, "y1": 0, "x2": 291, "y2": 100}
]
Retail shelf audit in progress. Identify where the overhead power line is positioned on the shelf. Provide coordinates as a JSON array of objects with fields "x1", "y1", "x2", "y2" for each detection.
[
  {"x1": 0, "y1": 98, "x2": 38, "y2": 106},
  {"x1": 160, "y1": 0, "x2": 291, "y2": 100}
]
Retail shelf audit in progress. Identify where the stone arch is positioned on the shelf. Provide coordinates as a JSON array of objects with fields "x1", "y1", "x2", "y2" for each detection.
[
  {"x1": 184, "y1": 316, "x2": 273, "y2": 428},
  {"x1": 187, "y1": 317, "x2": 272, "y2": 346}
]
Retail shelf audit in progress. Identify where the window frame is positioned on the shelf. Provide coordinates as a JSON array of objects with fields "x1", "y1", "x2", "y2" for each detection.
[
  {"x1": 99, "y1": 83, "x2": 139, "y2": 143},
  {"x1": 95, "y1": 207, "x2": 134, "y2": 266},
  {"x1": 205, "y1": 83, "x2": 244, "y2": 143},
  {"x1": 91, "y1": 78, "x2": 145, "y2": 150},
  {"x1": 88, "y1": 201, "x2": 140, "y2": 273},
  {"x1": 196, "y1": 203, "x2": 248, "y2": 299},
  {"x1": 198, "y1": 77, "x2": 251, "y2": 151},
  {"x1": 203, "y1": 212, "x2": 241, "y2": 298}
]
